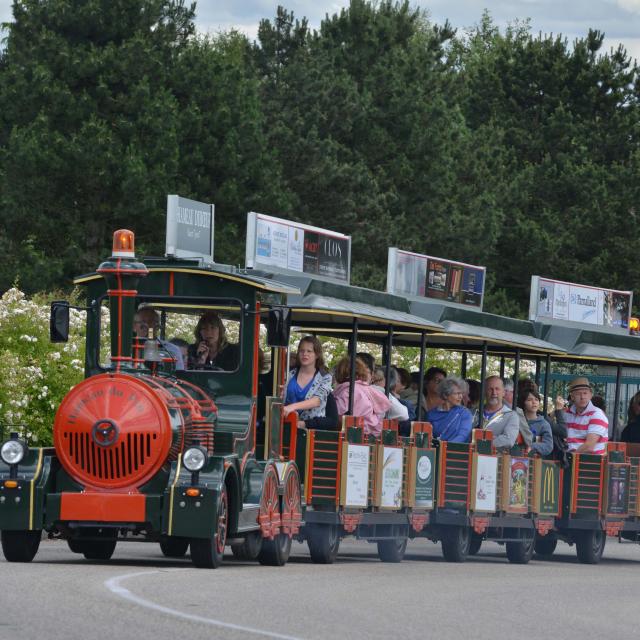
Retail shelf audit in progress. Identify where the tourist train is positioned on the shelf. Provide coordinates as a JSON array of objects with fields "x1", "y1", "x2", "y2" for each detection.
[{"x1": 2, "y1": 213, "x2": 640, "y2": 568}]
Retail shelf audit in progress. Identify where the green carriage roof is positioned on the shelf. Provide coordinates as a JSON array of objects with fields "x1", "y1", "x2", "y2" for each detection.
[{"x1": 535, "y1": 323, "x2": 640, "y2": 365}]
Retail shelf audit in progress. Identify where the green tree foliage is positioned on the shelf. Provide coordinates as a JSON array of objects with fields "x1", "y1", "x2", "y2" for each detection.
[
  {"x1": 0, "y1": 1, "x2": 638, "y2": 320},
  {"x1": 0, "y1": 0, "x2": 197, "y2": 291}
]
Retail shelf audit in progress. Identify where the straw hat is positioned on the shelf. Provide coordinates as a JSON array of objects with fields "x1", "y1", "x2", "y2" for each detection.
[{"x1": 568, "y1": 377, "x2": 593, "y2": 392}]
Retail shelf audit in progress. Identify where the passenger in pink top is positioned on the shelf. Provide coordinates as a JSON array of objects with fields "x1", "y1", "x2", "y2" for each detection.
[{"x1": 333, "y1": 357, "x2": 391, "y2": 437}]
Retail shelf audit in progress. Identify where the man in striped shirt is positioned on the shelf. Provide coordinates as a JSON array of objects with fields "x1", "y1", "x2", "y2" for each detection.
[{"x1": 562, "y1": 377, "x2": 608, "y2": 455}]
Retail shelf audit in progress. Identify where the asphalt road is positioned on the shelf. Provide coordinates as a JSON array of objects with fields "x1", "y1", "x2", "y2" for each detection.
[{"x1": 2, "y1": 536, "x2": 640, "y2": 640}]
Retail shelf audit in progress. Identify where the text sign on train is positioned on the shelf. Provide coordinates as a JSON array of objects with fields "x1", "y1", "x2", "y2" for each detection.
[
  {"x1": 529, "y1": 276, "x2": 633, "y2": 332},
  {"x1": 386, "y1": 248, "x2": 485, "y2": 310},
  {"x1": 245, "y1": 212, "x2": 351, "y2": 284},
  {"x1": 165, "y1": 195, "x2": 215, "y2": 262}
]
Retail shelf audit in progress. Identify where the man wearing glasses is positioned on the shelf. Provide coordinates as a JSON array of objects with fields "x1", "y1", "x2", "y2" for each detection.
[{"x1": 133, "y1": 306, "x2": 185, "y2": 370}]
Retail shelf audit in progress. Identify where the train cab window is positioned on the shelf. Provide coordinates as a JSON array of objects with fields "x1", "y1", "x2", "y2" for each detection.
[{"x1": 98, "y1": 302, "x2": 242, "y2": 372}]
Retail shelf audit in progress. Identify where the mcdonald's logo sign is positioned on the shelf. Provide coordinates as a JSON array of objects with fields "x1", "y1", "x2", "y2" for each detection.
[{"x1": 542, "y1": 465, "x2": 558, "y2": 512}]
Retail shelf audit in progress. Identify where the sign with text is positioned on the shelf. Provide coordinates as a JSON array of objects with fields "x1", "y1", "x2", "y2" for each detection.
[
  {"x1": 246, "y1": 212, "x2": 351, "y2": 283},
  {"x1": 529, "y1": 276, "x2": 632, "y2": 332},
  {"x1": 377, "y1": 446, "x2": 404, "y2": 509},
  {"x1": 471, "y1": 454, "x2": 498, "y2": 512},
  {"x1": 340, "y1": 443, "x2": 370, "y2": 508},
  {"x1": 413, "y1": 449, "x2": 435, "y2": 508},
  {"x1": 386, "y1": 248, "x2": 485, "y2": 309},
  {"x1": 166, "y1": 195, "x2": 214, "y2": 262},
  {"x1": 606, "y1": 463, "x2": 630, "y2": 516}
]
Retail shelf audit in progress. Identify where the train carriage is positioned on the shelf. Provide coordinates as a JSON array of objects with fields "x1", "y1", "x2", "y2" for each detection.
[{"x1": 532, "y1": 321, "x2": 640, "y2": 562}]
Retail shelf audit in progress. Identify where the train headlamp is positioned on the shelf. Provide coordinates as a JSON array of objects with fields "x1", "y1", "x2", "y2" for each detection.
[
  {"x1": 1, "y1": 438, "x2": 28, "y2": 465},
  {"x1": 183, "y1": 446, "x2": 207, "y2": 472}
]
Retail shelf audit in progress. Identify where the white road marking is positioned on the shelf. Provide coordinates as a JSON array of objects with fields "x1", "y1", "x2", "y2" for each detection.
[{"x1": 104, "y1": 570, "x2": 304, "y2": 640}]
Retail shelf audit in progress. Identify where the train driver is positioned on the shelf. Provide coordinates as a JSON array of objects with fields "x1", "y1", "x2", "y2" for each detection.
[{"x1": 133, "y1": 306, "x2": 184, "y2": 370}]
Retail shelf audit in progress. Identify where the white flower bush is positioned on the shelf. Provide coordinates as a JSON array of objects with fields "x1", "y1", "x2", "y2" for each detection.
[
  {"x1": 0, "y1": 287, "x2": 86, "y2": 446},
  {"x1": 0, "y1": 286, "x2": 528, "y2": 447}
]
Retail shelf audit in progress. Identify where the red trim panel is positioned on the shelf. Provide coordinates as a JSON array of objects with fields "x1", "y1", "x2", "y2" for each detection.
[{"x1": 60, "y1": 492, "x2": 146, "y2": 522}]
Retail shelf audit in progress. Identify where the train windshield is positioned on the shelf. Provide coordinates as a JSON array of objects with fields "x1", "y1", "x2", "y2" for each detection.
[{"x1": 98, "y1": 300, "x2": 243, "y2": 373}]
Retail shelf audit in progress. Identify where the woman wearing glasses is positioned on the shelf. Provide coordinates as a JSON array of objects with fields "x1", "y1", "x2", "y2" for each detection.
[{"x1": 425, "y1": 377, "x2": 473, "y2": 443}]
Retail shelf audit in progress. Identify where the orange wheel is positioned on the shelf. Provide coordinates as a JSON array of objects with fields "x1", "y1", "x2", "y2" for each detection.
[
  {"x1": 257, "y1": 464, "x2": 281, "y2": 540},
  {"x1": 281, "y1": 465, "x2": 302, "y2": 537}
]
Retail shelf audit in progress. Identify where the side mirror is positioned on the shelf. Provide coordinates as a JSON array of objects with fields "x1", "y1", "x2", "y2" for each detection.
[
  {"x1": 50, "y1": 301, "x2": 70, "y2": 343},
  {"x1": 267, "y1": 307, "x2": 291, "y2": 347}
]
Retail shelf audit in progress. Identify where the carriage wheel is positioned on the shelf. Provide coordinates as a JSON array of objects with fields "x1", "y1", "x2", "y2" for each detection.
[
  {"x1": 307, "y1": 525, "x2": 341, "y2": 564},
  {"x1": 575, "y1": 528, "x2": 606, "y2": 565},
  {"x1": 441, "y1": 526, "x2": 470, "y2": 563},
  {"x1": 534, "y1": 534, "x2": 557, "y2": 558},
  {"x1": 377, "y1": 533, "x2": 408, "y2": 563},
  {"x1": 505, "y1": 530, "x2": 535, "y2": 564},
  {"x1": 231, "y1": 532, "x2": 263, "y2": 561},
  {"x1": 191, "y1": 487, "x2": 228, "y2": 569}
]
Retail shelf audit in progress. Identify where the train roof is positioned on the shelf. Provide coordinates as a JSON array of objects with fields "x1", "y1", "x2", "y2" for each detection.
[
  {"x1": 408, "y1": 301, "x2": 566, "y2": 356},
  {"x1": 535, "y1": 323, "x2": 640, "y2": 365},
  {"x1": 250, "y1": 272, "x2": 444, "y2": 332},
  {"x1": 250, "y1": 271, "x2": 565, "y2": 355},
  {"x1": 73, "y1": 259, "x2": 301, "y2": 295}
]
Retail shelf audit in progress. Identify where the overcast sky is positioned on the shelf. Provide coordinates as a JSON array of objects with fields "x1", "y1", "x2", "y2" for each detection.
[{"x1": 1, "y1": 0, "x2": 640, "y2": 59}]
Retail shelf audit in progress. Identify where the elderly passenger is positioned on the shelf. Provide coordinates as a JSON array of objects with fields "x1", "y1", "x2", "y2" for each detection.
[
  {"x1": 133, "y1": 306, "x2": 184, "y2": 370},
  {"x1": 558, "y1": 377, "x2": 608, "y2": 455},
  {"x1": 475, "y1": 375, "x2": 521, "y2": 450},
  {"x1": 425, "y1": 377, "x2": 473, "y2": 443}
]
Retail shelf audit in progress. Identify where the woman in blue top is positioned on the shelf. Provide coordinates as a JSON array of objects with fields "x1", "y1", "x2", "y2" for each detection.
[
  {"x1": 425, "y1": 377, "x2": 473, "y2": 443},
  {"x1": 283, "y1": 336, "x2": 333, "y2": 428}
]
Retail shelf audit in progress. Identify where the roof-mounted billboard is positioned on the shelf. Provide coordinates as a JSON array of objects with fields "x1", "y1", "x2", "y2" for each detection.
[
  {"x1": 529, "y1": 276, "x2": 632, "y2": 333},
  {"x1": 245, "y1": 212, "x2": 351, "y2": 284},
  {"x1": 386, "y1": 248, "x2": 485, "y2": 310},
  {"x1": 165, "y1": 195, "x2": 214, "y2": 263}
]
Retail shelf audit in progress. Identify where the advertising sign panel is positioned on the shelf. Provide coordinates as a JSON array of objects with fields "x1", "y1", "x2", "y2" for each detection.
[
  {"x1": 166, "y1": 195, "x2": 214, "y2": 262},
  {"x1": 529, "y1": 276, "x2": 632, "y2": 332},
  {"x1": 607, "y1": 464, "x2": 630, "y2": 515},
  {"x1": 503, "y1": 457, "x2": 530, "y2": 513},
  {"x1": 247, "y1": 212, "x2": 351, "y2": 284},
  {"x1": 379, "y1": 446, "x2": 404, "y2": 509},
  {"x1": 341, "y1": 444, "x2": 370, "y2": 508},
  {"x1": 387, "y1": 248, "x2": 485, "y2": 310},
  {"x1": 533, "y1": 459, "x2": 561, "y2": 515},
  {"x1": 471, "y1": 454, "x2": 498, "y2": 512},
  {"x1": 414, "y1": 449, "x2": 435, "y2": 508}
]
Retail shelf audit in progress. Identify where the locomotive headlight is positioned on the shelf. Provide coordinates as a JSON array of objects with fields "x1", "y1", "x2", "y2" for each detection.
[
  {"x1": 1, "y1": 438, "x2": 28, "y2": 465},
  {"x1": 183, "y1": 446, "x2": 207, "y2": 472}
]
